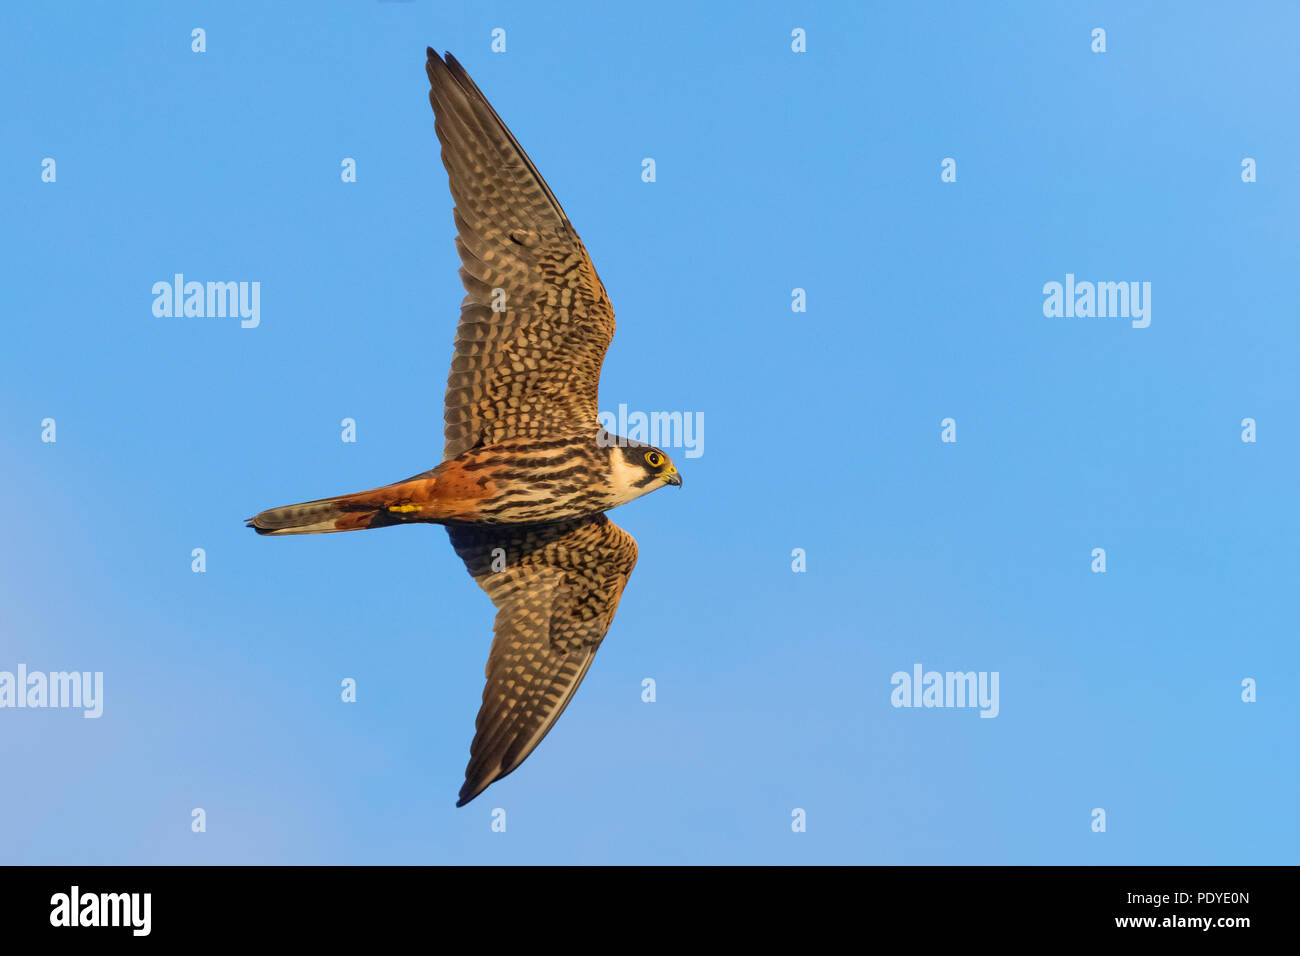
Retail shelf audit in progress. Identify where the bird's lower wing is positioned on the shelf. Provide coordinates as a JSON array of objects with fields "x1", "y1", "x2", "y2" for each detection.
[{"x1": 447, "y1": 514, "x2": 638, "y2": 806}]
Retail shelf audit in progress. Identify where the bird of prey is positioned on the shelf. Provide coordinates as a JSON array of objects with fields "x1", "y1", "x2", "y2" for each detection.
[{"x1": 247, "y1": 49, "x2": 681, "y2": 806}]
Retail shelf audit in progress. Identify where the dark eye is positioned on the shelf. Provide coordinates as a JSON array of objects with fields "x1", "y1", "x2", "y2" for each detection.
[{"x1": 645, "y1": 451, "x2": 662, "y2": 467}]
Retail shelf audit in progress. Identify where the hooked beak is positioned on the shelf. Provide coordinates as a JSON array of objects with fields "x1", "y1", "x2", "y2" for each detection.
[{"x1": 663, "y1": 466, "x2": 682, "y2": 488}]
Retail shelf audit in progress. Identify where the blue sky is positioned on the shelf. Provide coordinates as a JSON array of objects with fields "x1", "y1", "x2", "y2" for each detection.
[{"x1": 1, "y1": 1, "x2": 1296, "y2": 864}]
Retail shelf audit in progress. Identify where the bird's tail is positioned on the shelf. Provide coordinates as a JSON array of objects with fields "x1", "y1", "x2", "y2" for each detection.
[{"x1": 246, "y1": 476, "x2": 438, "y2": 536}]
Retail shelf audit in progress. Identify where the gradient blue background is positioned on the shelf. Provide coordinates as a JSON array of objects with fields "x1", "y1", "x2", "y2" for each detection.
[{"x1": 2, "y1": 1, "x2": 1296, "y2": 864}]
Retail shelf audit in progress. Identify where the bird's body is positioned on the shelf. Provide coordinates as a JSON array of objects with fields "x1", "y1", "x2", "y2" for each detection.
[
  {"x1": 247, "y1": 49, "x2": 680, "y2": 807},
  {"x1": 250, "y1": 429, "x2": 677, "y2": 533}
]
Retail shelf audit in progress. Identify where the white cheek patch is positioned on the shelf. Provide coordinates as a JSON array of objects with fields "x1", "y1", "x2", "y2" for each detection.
[{"x1": 608, "y1": 452, "x2": 649, "y2": 504}]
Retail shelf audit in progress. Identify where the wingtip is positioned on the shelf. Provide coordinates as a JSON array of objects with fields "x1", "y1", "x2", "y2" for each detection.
[{"x1": 456, "y1": 772, "x2": 498, "y2": 807}]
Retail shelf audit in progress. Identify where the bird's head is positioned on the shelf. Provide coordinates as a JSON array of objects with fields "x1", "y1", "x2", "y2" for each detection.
[{"x1": 605, "y1": 435, "x2": 683, "y2": 505}]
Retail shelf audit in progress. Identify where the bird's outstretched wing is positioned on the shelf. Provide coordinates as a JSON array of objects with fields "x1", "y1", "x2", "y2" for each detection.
[
  {"x1": 426, "y1": 49, "x2": 616, "y2": 461},
  {"x1": 447, "y1": 514, "x2": 638, "y2": 806}
]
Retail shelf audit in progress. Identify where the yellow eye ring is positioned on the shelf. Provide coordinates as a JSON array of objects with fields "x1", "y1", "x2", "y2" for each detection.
[{"x1": 645, "y1": 451, "x2": 662, "y2": 467}]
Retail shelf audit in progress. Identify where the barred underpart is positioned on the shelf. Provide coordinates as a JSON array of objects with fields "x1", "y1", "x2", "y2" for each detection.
[{"x1": 431, "y1": 432, "x2": 633, "y2": 524}]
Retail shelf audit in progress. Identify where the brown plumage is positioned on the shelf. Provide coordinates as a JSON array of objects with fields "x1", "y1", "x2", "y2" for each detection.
[
  {"x1": 448, "y1": 515, "x2": 637, "y2": 806},
  {"x1": 426, "y1": 49, "x2": 615, "y2": 462},
  {"x1": 246, "y1": 48, "x2": 681, "y2": 806}
]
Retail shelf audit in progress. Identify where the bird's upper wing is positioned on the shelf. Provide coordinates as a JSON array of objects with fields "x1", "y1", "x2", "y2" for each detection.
[
  {"x1": 447, "y1": 514, "x2": 638, "y2": 806},
  {"x1": 426, "y1": 49, "x2": 616, "y2": 462}
]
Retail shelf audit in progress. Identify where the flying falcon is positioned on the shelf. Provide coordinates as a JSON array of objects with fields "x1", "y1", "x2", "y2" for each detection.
[{"x1": 247, "y1": 49, "x2": 681, "y2": 806}]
